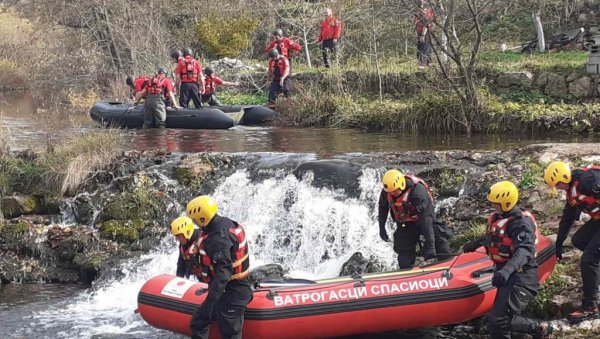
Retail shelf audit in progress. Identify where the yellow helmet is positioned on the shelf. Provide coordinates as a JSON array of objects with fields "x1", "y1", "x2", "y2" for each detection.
[
  {"x1": 382, "y1": 169, "x2": 406, "y2": 193},
  {"x1": 544, "y1": 161, "x2": 571, "y2": 188},
  {"x1": 487, "y1": 181, "x2": 519, "y2": 212},
  {"x1": 186, "y1": 195, "x2": 218, "y2": 227},
  {"x1": 170, "y1": 216, "x2": 196, "y2": 240}
]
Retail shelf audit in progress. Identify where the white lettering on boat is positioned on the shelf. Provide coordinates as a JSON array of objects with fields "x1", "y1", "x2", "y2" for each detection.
[{"x1": 272, "y1": 277, "x2": 449, "y2": 307}]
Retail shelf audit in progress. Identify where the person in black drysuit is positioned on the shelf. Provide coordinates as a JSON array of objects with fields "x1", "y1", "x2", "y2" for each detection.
[
  {"x1": 184, "y1": 196, "x2": 253, "y2": 339},
  {"x1": 463, "y1": 181, "x2": 553, "y2": 339},
  {"x1": 378, "y1": 169, "x2": 452, "y2": 269},
  {"x1": 545, "y1": 161, "x2": 600, "y2": 323}
]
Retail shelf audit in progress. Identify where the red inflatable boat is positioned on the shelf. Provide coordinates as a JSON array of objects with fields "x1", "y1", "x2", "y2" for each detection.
[{"x1": 137, "y1": 236, "x2": 555, "y2": 338}]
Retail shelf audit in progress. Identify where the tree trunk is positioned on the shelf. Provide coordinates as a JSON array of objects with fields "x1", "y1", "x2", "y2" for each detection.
[
  {"x1": 533, "y1": 11, "x2": 545, "y2": 52},
  {"x1": 302, "y1": 29, "x2": 312, "y2": 68}
]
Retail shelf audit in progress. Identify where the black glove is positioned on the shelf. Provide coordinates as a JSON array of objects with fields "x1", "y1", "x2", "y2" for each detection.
[
  {"x1": 379, "y1": 229, "x2": 390, "y2": 242},
  {"x1": 555, "y1": 243, "x2": 563, "y2": 261},
  {"x1": 462, "y1": 239, "x2": 481, "y2": 253},
  {"x1": 423, "y1": 247, "x2": 436, "y2": 260},
  {"x1": 491, "y1": 268, "x2": 511, "y2": 287}
]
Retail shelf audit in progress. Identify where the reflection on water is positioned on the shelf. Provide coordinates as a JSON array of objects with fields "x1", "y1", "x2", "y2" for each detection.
[{"x1": 2, "y1": 92, "x2": 600, "y2": 155}]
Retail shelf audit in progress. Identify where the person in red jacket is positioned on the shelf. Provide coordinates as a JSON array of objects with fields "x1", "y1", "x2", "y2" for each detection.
[
  {"x1": 176, "y1": 48, "x2": 205, "y2": 109},
  {"x1": 126, "y1": 75, "x2": 150, "y2": 99},
  {"x1": 202, "y1": 66, "x2": 240, "y2": 106},
  {"x1": 414, "y1": 0, "x2": 435, "y2": 69},
  {"x1": 267, "y1": 48, "x2": 290, "y2": 105},
  {"x1": 133, "y1": 67, "x2": 180, "y2": 128},
  {"x1": 265, "y1": 29, "x2": 302, "y2": 63},
  {"x1": 318, "y1": 8, "x2": 343, "y2": 68}
]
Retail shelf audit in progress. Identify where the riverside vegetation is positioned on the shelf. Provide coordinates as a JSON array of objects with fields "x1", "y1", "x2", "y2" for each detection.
[{"x1": 0, "y1": 1, "x2": 599, "y2": 133}]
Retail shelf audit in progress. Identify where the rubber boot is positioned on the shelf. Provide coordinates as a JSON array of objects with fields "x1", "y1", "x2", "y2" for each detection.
[{"x1": 567, "y1": 306, "x2": 600, "y2": 324}]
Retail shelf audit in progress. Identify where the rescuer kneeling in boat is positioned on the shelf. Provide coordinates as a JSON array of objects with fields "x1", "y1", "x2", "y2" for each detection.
[
  {"x1": 378, "y1": 169, "x2": 452, "y2": 269},
  {"x1": 179, "y1": 195, "x2": 252, "y2": 339},
  {"x1": 543, "y1": 161, "x2": 600, "y2": 324},
  {"x1": 463, "y1": 181, "x2": 553, "y2": 339}
]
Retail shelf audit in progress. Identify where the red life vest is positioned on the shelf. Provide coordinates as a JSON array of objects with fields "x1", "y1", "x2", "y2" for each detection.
[
  {"x1": 180, "y1": 57, "x2": 200, "y2": 83},
  {"x1": 204, "y1": 75, "x2": 223, "y2": 94},
  {"x1": 134, "y1": 76, "x2": 150, "y2": 92},
  {"x1": 269, "y1": 56, "x2": 289, "y2": 81},
  {"x1": 147, "y1": 75, "x2": 167, "y2": 95},
  {"x1": 567, "y1": 165, "x2": 600, "y2": 220},
  {"x1": 179, "y1": 237, "x2": 203, "y2": 278},
  {"x1": 197, "y1": 222, "x2": 250, "y2": 283},
  {"x1": 486, "y1": 209, "x2": 540, "y2": 264},
  {"x1": 387, "y1": 175, "x2": 432, "y2": 223}
]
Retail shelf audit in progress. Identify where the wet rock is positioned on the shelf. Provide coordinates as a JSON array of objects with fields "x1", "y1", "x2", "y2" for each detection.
[
  {"x1": 174, "y1": 154, "x2": 215, "y2": 187},
  {"x1": 0, "y1": 220, "x2": 32, "y2": 244},
  {"x1": 1, "y1": 195, "x2": 40, "y2": 218},
  {"x1": 72, "y1": 251, "x2": 110, "y2": 283},
  {"x1": 72, "y1": 194, "x2": 95, "y2": 224},
  {"x1": 339, "y1": 252, "x2": 385, "y2": 277},
  {"x1": 248, "y1": 264, "x2": 286, "y2": 286},
  {"x1": 417, "y1": 167, "x2": 466, "y2": 199},
  {"x1": 99, "y1": 219, "x2": 145, "y2": 243},
  {"x1": 293, "y1": 159, "x2": 363, "y2": 197}
]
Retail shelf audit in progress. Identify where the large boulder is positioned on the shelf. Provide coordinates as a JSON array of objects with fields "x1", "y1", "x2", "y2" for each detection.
[
  {"x1": 544, "y1": 73, "x2": 568, "y2": 98},
  {"x1": 1, "y1": 195, "x2": 40, "y2": 218},
  {"x1": 293, "y1": 159, "x2": 363, "y2": 197},
  {"x1": 496, "y1": 71, "x2": 533, "y2": 88},
  {"x1": 568, "y1": 76, "x2": 591, "y2": 98},
  {"x1": 533, "y1": 71, "x2": 549, "y2": 89},
  {"x1": 339, "y1": 252, "x2": 385, "y2": 277}
]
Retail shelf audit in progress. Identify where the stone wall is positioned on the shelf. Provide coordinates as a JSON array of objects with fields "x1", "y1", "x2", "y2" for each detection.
[{"x1": 494, "y1": 70, "x2": 600, "y2": 99}]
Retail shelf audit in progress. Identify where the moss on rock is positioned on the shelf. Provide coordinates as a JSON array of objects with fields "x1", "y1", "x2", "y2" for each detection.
[
  {"x1": 0, "y1": 220, "x2": 30, "y2": 243},
  {"x1": 174, "y1": 154, "x2": 215, "y2": 189},
  {"x1": 1, "y1": 195, "x2": 40, "y2": 218},
  {"x1": 99, "y1": 219, "x2": 145, "y2": 243}
]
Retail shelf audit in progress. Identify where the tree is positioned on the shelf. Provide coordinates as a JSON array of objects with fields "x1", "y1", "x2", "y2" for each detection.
[{"x1": 273, "y1": 1, "x2": 322, "y2": 68}]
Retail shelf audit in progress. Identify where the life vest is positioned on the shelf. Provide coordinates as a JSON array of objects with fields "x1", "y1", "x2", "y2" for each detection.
[
  {"x1": 269, "y1": 57, "x2": 289, "y2": 81},
  {"x1": 179, "y1": 236, "x2": 203, "y2": 278},
  {"x1": 134, "y1": 76, "x2": 150, "y2": 92},
  {"x1": 486, "y1": 209, "x2": 540, "y2": 264},
  {"x1": 567, "y1": 165, "x2": 600, "y2": 220},
  {"x1": 147, "y1": 75, "x2": 166, "y2": 95},
  {"x1": 274, "y1": 41, "x2": 289, "y2": 59},
  {"x1": 180, "y1": 56, "x2": 200, "y2": 83},
  {"x1": 197, "y1": 222, "x2": 250, "y2": 283},
  {"x1": 414, "y1": 8, "x2": 435, "y2": 34},
  {"x1": 204, "y1": 75, "x2": 223, "y2": 94},
  {"x1": 387, "y1": 175, "x2": 432, "y2": 223}
]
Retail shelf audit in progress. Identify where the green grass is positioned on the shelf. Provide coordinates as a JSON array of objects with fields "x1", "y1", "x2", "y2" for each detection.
[
  {"x1": 218, "y1": 90, "x2": 268, "y2": 105},
  {"x1": 479, "y1": 51, "x2": 589, "y2": 75}
]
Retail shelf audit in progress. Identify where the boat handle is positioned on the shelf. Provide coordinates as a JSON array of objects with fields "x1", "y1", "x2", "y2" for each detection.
[{"x1": 471, "y1": 267, "x2": 494, "y2": 278}]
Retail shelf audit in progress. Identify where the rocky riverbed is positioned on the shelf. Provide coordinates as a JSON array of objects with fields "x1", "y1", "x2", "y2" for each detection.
[{"x1": 1, "y1": 144, "x2": 600, "y2": 337}]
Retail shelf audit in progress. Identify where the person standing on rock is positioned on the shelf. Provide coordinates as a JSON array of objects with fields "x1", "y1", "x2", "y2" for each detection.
[
  {"x1": 267, "y1": 48, "x2": 291, "y2": 106},
  {"x1": 463, "y1": 181, "x2": 554, "y2": 339},
  {"x1": 378, "y1": 169, "x2": 452, "y2": 269},
  {"x1": 202, "y1": 66, "x2": 240, "y2": 106},
  {"x1": 318, "y1": 7, "x2": 343, "y2": 68},
  {"x1": 185, "y1": 195, "x2": 252, "y2": 339},
  {"x1": 544, "y1": 161, "x2": 600, "y2": 324},
  {"x1": 176, "y1": 48, "x2": 205, "y2": 109},
  {"x1": 133, "y1": 67, "x2": 180, "y2": 128}
]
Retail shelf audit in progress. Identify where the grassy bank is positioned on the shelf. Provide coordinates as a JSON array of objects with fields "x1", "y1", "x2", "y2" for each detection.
[
  {"x1": 274, "y1": 51, "x2": 600, "y2": 134},
  {"x1": 0, "y1": 129, "x2": 122, "y2": 196}
]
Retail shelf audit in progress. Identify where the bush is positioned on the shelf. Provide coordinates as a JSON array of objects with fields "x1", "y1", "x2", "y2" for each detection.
[{"x1": 196, "y1": 11, "x2": 260, "y2": 59}]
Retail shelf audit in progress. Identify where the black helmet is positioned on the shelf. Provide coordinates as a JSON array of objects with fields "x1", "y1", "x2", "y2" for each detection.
[
  {"x1": 204, "y1": 66, "x2": 214, "y2": 75},
  {"x1": 170, "y1": 49, "x2": 182, "y2": 60},
  {"x1": 268, "y1": 48, "x2": 279, "y2": 58},
  {"x1": 157, "y1": 66, "x2": 166, "y2": 74},
  {"x1": 273, "y1": 28, "x2": 283, "y2": 37},
  {"x1": 183, "y1": 48, "x2": 193, "y2": 57},
  {"x1": 125, "y1": 75, "x2": 134, "y2": 87}
]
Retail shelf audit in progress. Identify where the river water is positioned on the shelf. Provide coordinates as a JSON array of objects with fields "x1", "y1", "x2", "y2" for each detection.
[
  {"x1": 0, "y1": 92, "x2": 598, "y2": 338},
  {"x1": 2, "y1": 92, "x2": 599, "y2": 155}
]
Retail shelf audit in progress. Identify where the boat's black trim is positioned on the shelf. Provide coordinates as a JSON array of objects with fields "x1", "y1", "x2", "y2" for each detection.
[{"x1": 137, "y1": 244, "x2": 555, "y2": 321}]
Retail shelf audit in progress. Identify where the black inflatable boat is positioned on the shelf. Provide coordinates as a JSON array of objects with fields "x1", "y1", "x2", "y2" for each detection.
[{"x1": 89, "y1": 101, "x2": 274, "y2": 129}]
